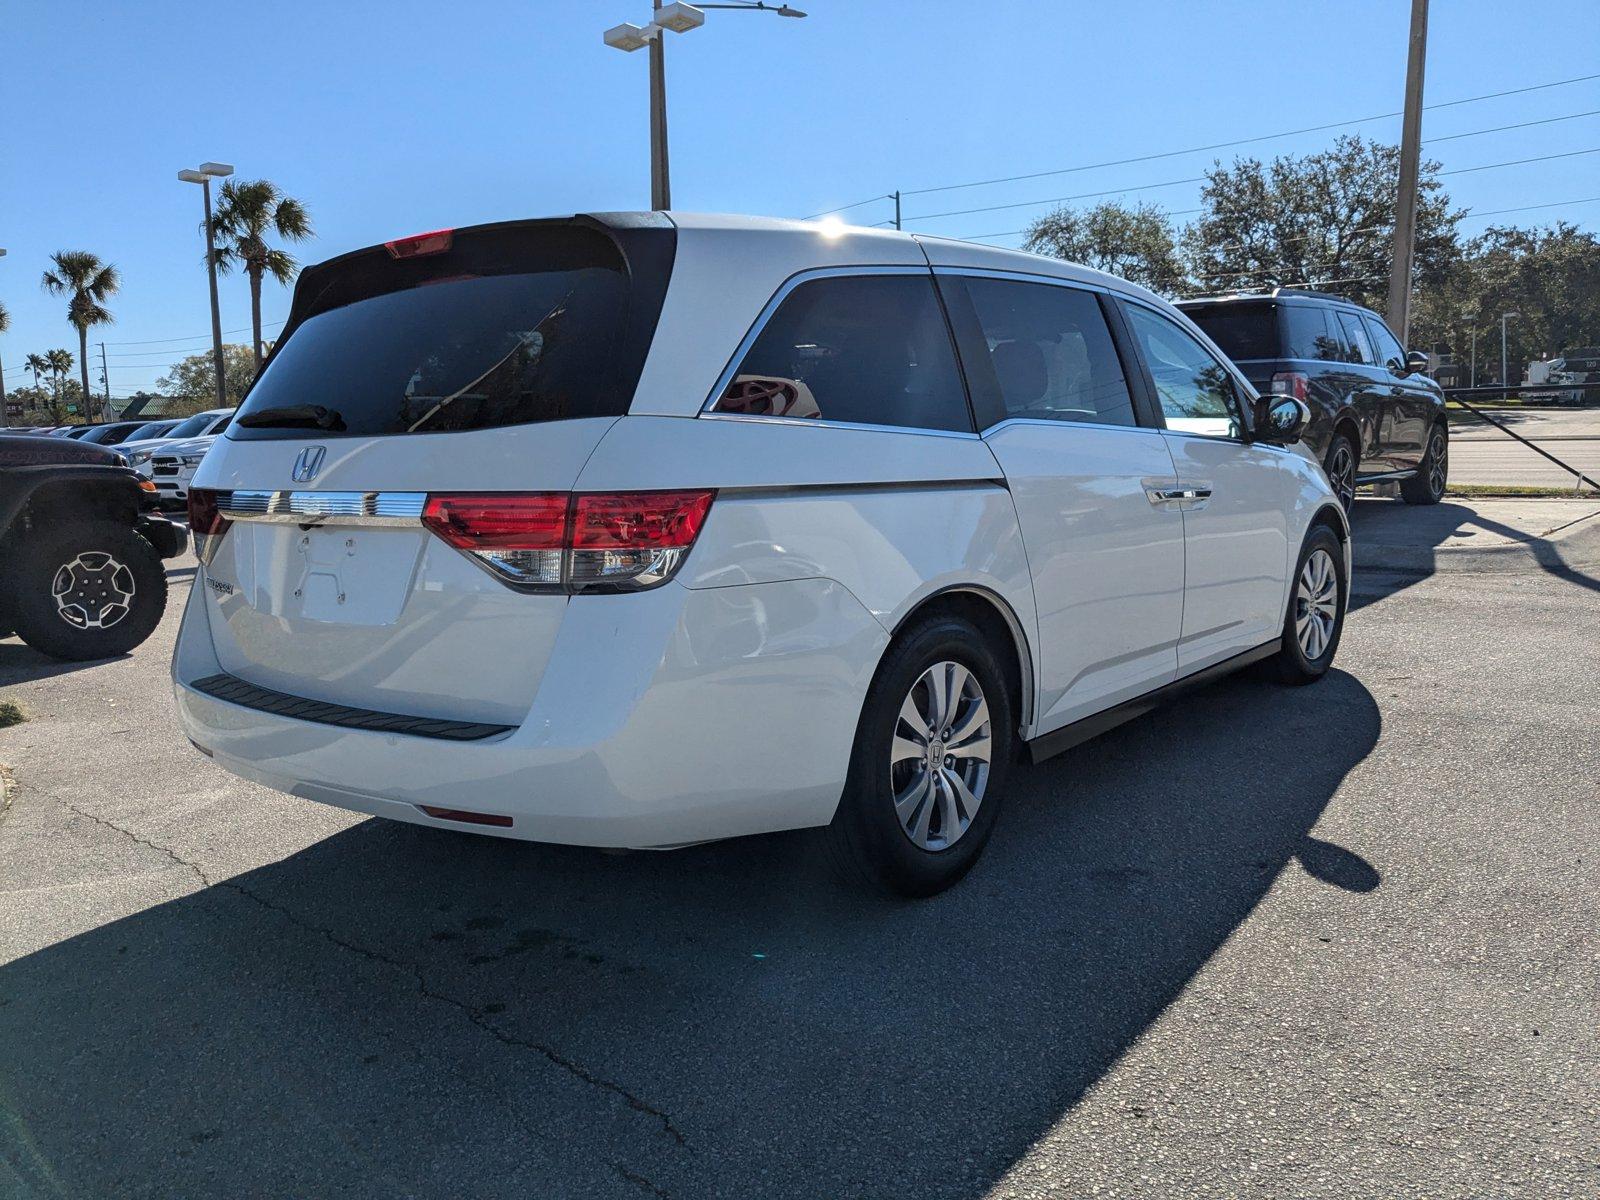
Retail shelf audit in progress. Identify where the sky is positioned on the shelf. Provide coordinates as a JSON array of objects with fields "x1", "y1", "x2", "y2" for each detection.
[{"x1": 2, "y1": 0, "x2": 1598, "y2": 399}]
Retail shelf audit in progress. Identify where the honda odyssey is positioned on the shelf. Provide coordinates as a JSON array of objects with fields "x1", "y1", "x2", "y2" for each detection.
[{"x1": 173, "y1": 213, "x2": 1349, "y2": 896}]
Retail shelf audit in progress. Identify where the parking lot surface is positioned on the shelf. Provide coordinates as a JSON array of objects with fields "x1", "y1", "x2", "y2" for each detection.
[
  {"x1": 2, "y1": 500, "x2": 1597, "y2": 1199},
  {"x1": 1450, "y1": 407, "x2": 1600, "y2": 488}
]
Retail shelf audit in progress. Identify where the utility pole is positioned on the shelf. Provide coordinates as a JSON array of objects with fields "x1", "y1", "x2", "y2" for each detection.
[
  {"x1": 1385, "y1": 0, "x2": 1428, "y2": 347},
  {"x1": 99, "y1": 342, "x2": 112, "y2": 416},
  {"x1": 649, "y1": 0, "x2": 671, "y2": 210},
  {"x1": 1469, "y1": 325, "x2": 1477, "y2": 388},
  {"x1": 893, "y1": 190, "x2": 902, "y2": 231},
  {"x1": 0, "y1": 246, "x2": 8, "y2": 429}
]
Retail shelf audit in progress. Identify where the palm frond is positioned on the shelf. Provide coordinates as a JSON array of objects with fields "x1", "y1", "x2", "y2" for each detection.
[
  {"x1": 41, "y1": 269, "x2": 66, "y2": 295},
  {"x1": 0, "y1": 301, "x2": 9, "y2": 335},
  {"x1": 272, "y1": 197, "x2": 313, "y2": 241},
  {"x1": 262, "y1": 248, "x2": 299, "y2": 285}
]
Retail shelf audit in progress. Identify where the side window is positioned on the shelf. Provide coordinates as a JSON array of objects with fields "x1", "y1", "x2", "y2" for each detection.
[
  {"x1": 1363, "y1": 315, "x2": 1406, "y2": 372},
  {"x1": 1124, "y1": 304, "x2": 1244, "y2": 439},
  {"x1": 710, "y1": 274, "x2": 972, "y2": 433},
  {"x1": 1335, "y1": 310, "x2": 1375, "y2": 366},
  {"x1": 963, "y1": 277, "x2": 1137, "y2": 428},
  {"x1": 1283, "y1": 305, "x2": 1343, "y2": 361}
]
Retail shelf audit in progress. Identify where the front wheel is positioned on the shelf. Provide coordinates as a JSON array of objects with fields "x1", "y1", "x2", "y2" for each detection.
[
  {"x1": 824, "y1": 616, "x2": 1015, "y2": 897},
  {"x1": 1401, "y1": 422, "x2": 1448, "y2": 505},
  {"x1": 10, "y1": 521, "x2": 168, "y2": 661},
  {"x1": 1267, "y1": 526, "x2": 1346, "y2": 685},
  {"x1": 1323, "y1": 434, "x2": 1358, "y2": 514}
]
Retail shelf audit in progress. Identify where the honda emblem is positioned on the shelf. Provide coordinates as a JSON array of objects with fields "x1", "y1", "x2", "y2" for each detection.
[{"x1": 291, "y1": 445, "x2": 326, "y2": 484}]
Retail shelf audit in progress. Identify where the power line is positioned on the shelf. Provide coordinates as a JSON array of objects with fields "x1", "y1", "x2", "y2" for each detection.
[
  {"x1": 897, "y1": 72, "x2": 1600, "y2": 200},
  {"x1": 1438, "y1": 145, "x2": 1600, "y2": 175},
  {"x1": 1425, "y1": 108, "x2": 1600, "y2": 143},
  {"x1": 802, "y1": 193, "x2": 894, "y2": 221},
  {"x1": 103, "y1": 319, "x2": 283, "y2": 348}
]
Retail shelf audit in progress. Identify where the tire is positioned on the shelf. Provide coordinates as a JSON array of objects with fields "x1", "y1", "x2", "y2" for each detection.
[
  {"x1": 824, "y1": 615, "x2": 1015, "y2": 897},
  {"x1": 1322, "y1": 433, "x2": 1358, "y2": 514},
  {"x1": 1401, "y1": 422, "x2": 1448, "y2": 505},
  {"x1": 10, "y1": 520, "x2": 168, "y2": 661},
  {"x1": 1267, "y1": 525, "x2": 1346, "y2": 686}
]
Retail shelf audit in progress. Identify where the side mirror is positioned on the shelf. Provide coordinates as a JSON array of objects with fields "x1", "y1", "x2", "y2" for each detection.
[
  {"x1": 1257, "y1": 396, "x2": 1311, "y2": 445},
  {"x1": 1405, "y1": 349, "x2": 1430, "y2": 376}
]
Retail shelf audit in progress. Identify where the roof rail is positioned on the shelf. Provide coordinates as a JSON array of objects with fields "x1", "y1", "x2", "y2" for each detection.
[{"x1": 1176, "y1": 286, "x2": 1354, "y2": 304}]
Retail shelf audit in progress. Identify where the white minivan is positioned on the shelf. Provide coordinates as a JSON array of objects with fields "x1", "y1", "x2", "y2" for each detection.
[{"x1": 174, "y1": 213, "x2": 1347, "y2": 895}]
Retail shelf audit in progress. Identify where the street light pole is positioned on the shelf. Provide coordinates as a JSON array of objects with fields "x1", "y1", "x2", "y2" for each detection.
[
  {"x1": 605, "y1": 2, "x2": 806, "y2": 210},
  {"x1": 1500, "y1": 311, "x2": 1520, "y2": 392},
  {"x1": 1385, "y1": 0, "x2": 1429, "y2": 346},
  {"x1": 1469, "y1": 325, "x2": 1477, "y2": 388},
  {"x1": 649, "y1": 0, "x2": 671, "y2": 209},
  {"x1": 179, "y1": 162, "x2": 234, "y2": 408}
]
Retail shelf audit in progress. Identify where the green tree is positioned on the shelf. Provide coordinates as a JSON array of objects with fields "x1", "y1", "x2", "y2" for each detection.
[
  {"x1": 212, "y1": 179, "x2": 313, "y2": 371},
  {"x1": 1182, "y1": 135, "x2": 1461, "y2": 311},
  {"x1": 1024, "y1": 200, "x2": 1189, "y2": 294},
  {"x1": 156, "y1": 344, "x2": 256, "y2": 411},
  {"x1": 41, "y1": 250, "x2": 120, "y2": 422},
  {"x1": 44, "y1": 349, "x2": 75, "y2": 420}
]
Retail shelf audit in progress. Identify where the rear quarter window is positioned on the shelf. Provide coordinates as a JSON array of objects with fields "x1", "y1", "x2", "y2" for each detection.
[
  {"x1": 1282, "y1": 305, "x2": 1344, "y2": 361},
  {"x1": 710, "y1": 274, "x2": 972, "y2": 433}
]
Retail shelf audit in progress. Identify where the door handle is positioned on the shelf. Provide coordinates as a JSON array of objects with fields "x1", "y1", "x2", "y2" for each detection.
[{"x1": 1145, "y1": 485, "x2": 1213, "y2": 508}]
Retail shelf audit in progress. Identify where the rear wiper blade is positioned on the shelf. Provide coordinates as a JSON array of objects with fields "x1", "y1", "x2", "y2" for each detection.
[{"x1": 236, "y1": 404, "x2": 346, "y2": 431}]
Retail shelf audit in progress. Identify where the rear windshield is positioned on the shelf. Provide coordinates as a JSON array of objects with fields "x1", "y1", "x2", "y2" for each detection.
[
  {"x1": 230, "y1": 224, "x2": 654, "y2": 440},
  {"x1": 1183, "y1": 304, "x2": 1279, "y2": 361},
  {"x1": 166, "y1": 412, "x2": 222, "y2": 440}
]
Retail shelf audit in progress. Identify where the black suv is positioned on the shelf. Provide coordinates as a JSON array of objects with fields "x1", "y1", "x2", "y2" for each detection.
[{"x1": 1177, "y1": 289, "x2": 1447, "y2": 510}]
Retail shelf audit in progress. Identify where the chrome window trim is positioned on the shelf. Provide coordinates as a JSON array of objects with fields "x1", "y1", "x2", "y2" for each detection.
[
  {"x1": 930, "y1": 265, "x2": 1118, "y2": 297},
  {"x1": 700, "y1": 412, "x2": 981, "y2": 441},
  {"x1": 979, "y1": 416, "x2": 1168, "y2": 440},
  {"x1": 216, "y1": 490, "x2": 428, "y2": 527},
  {"x1": 697, "y1": 264, "x2": 970, "y2": 433}
]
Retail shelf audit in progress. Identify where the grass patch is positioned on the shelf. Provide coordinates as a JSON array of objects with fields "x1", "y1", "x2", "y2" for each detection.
[
  {"x1": 0, "y1": 700, "x2": 26, "y2": 729},
  {"x1": 1446, "y1": 484, "x2": 1600, "y2": 500}
]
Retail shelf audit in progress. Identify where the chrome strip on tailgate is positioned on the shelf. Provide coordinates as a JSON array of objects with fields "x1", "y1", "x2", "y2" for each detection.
[{"x1": 217, "y1": 490, "x2": 427, "y2": 527}]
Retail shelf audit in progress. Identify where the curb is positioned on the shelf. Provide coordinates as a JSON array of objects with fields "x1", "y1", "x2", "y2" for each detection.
[{"x1": 1352, "y1": 510, "x2": 1600, "y2": 576}]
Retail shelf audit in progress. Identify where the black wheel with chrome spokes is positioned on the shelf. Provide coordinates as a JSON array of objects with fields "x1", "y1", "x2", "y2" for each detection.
[
  {"x1": 1401, "y1": 422, "x2": 1448, "y2": 505},
  {"x1": 1323, "y1": 435, "x2": 1358, "y2": 514}
]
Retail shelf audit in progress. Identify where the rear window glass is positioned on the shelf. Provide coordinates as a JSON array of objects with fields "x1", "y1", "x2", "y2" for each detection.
[
  {"x1": 167, "y1": 412, "x2": 225, "y2": 440},
  {"x1": 1183, "y1": 304, "x2": 1279, "y2": 361},
  {"x1": 711, "y1": 275, "x2": 972, "y2": 433},
  {"x1": 231, "y1": 226, "x2": 646, "y2": 439},
  {"x1": 1282, "y1": 305, "x2": 1342, "y2": 361}
]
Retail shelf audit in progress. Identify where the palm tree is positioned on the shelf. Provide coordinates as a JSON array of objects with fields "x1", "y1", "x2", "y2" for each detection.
[
  {"x1": 42, "y1": 250, "x2": 119, "y2": 423},
  {"x1": 45, "y1": 348, "x2": 74, "y2": 422},
  {"x1": 212, "y1": 179, "x2": 313, "y2": 371},
  {"x1": 25, "y1": 352, "x2": 49, "y2": 412}
]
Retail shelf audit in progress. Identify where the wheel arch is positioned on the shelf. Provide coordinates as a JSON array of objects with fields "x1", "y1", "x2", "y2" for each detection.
[{"x1": 887, "y1": 584, "x2": 1035, "y2": 736}]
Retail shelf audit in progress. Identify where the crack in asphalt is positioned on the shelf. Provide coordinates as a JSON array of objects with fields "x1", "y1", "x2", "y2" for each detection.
[
  {"x1": 616, "y1": 1163, "x2": 671, "y2": 1196},
  {"x1": 57, "y1": 800, "x2": 691, "y2": 1153}
]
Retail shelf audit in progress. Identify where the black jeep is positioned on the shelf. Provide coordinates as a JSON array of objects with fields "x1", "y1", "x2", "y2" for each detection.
[
  {"x1": 1176, "y1": 289, "x2": 1448, "y2": 510},
  {"x1": 0, "y1": 434, "x2": 188, "y2": 661}
]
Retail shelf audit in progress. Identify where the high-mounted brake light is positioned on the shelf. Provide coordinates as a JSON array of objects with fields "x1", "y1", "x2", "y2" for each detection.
[
  {"x1": 187, "y1": 488, "x2": 232, "y2": 564},
  {"x1": 421, "y1": 490, "x2": 716, "y2": 593},
  {"x1": 384, "y1": 228, "x2": 454, "y2": 259}
]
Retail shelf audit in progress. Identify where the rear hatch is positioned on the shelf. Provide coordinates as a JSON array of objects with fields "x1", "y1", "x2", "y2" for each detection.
[
  {"x1": 188, "y1": 215, "x2": 676, "y2": 726},
  {"x1": 1178, "y1": 299, "x2": 1286, "y2": 393}
]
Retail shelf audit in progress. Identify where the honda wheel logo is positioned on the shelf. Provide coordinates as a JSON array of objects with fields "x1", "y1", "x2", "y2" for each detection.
[{"x1": 291, "y1": 445, "x2": 326, "y2": 483}]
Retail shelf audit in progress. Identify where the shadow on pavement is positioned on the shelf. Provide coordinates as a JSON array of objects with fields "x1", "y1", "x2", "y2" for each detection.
[
  {"x1": 1349, "y1": 498, "x2": 1600, "y2": 611},
  {"x1": 0, "y1": 671, "x2": 1381, "y2": 1199},
  {"x1": 0, "y1": 641, "x2": 120, "y2": 686}
]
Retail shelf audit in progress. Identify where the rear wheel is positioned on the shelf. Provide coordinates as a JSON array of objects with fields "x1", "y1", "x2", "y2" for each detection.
[
  {"x1": 1323, "y1": 433, "x2": 1358, "y2": 514},
  {"x1": 1401, "y1": 422, "x2": 1448, "y2": 504},
  {"x1": 1267, "y1": 526, "x2": 1346, "y2": 685},
  {"x1": 10, "y1": 521, "x2": 168, "y2": 661},
  {"x1": 824, "y1": 616, "x2": 1014, "y2": 897}
]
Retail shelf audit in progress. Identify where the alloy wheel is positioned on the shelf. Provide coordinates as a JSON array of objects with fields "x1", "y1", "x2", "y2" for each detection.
[
  {"x1": 1294, "y1": 548, "x2": 1339, "y2": 661},
  {"x1": 52, "y1": 551, "x2": 137, "y2": 630},
  {"x1": 890, "y1": 661, "x2": 992, "y2": 852},
  {"x1": 1327, "y1": 442, "x2": 1356, "y2": 512},
  {"x1": 1427, "y1": 429, "x2": 1448, "y2": 499}
]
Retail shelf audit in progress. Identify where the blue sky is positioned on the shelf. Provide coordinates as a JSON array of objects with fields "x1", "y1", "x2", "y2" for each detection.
[{"x1": 3, "y1": 0, "x2": 1597, "y2": 397}]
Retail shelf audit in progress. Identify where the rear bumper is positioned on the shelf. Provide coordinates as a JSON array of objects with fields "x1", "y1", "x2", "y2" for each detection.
[{"x1": 172, "y1": 571, "x2": 887, "y2": 848}]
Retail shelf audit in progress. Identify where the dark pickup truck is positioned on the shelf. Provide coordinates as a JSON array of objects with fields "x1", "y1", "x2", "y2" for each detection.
[{"x1": 0, "y1": 434, "x2": 188, "y2": 661}]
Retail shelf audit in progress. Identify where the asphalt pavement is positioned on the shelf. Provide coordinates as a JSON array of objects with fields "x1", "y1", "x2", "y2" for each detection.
[
  {"x1": 2, "y1": 499, "x2": 1597, "y2": 1199},
  {"x1": 1449, "y1": 406, "x2": 1600, "y2": 488}
]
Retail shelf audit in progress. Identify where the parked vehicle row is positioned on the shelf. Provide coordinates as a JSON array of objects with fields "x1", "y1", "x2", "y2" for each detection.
[
  {"x1": 1175, "y1": 288, "x2": 1449, "y2": 510},
  {"x1": 170, "y1": 213, "x2": 1349, "y2": 896}
]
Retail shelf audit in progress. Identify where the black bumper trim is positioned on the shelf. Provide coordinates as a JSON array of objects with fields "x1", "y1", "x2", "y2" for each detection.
[{"x1": 189, "y1": 672, "x2": 515, "y2": 742}]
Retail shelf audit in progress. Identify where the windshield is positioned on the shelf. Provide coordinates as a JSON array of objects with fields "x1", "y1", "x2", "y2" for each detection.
[
  {"x1": 231, "y1": 225, "x2": 644, "y2": 440},
  {"x1": 126, "y1": 422, "x2": 174, "y2": 440},
  {"x1": 1183, "y1": 304, "x2": 1279, "y2": 361},
  {"x1": 165, "y1": 413, "x2": 220, "y2": 439}
]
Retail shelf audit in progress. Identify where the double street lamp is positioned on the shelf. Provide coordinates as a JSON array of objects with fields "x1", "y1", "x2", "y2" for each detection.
[
  {"x1": 178, "y1": 161, "x2": 234, "y2": 408},
  {"x1": 604, "y1": 2, "x2": 806, "y2": 210}
]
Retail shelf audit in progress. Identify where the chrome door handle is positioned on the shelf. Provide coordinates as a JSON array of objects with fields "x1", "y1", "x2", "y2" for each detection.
[{"x1": 1146, "y1": 485, "x2": 1213, "y2": 506}]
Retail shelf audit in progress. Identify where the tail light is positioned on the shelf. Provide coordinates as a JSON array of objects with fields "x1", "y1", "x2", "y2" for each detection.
[
  {"x1": 385, "y1": 228, "x2": 454, "y2": 259},
  {"x1": 1271, "y1": 371, "x2": 1310, "y2": 402},
  {"x1": 187, "y1": 488, "x2": 232, "y2": 564},
  {"x1": 422, "y1": 490, "x2": 715, "y2": 593}
]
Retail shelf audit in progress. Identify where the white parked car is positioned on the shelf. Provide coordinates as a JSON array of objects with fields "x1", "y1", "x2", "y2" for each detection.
[
  {"x1": 148, "y1": 435, "x2": 221, "y2": 506},
  {"x1": 174, "y1": 214, "x2": 1348, "y2": 895},
  {"x1": 121, "y1": 408, "x2": 235, "y2": 484}
]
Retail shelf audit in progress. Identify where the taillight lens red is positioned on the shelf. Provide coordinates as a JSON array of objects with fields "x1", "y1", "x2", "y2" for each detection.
[
  {"x1": 187, "y1": 488, "x2": 232, "y2": 564},
  {"x1": 421, "y1": 490, "x2": 716, "y2": 592},
  {"x1": 1271, "y1": 371, "x2": 1310, "y2": 402}
]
